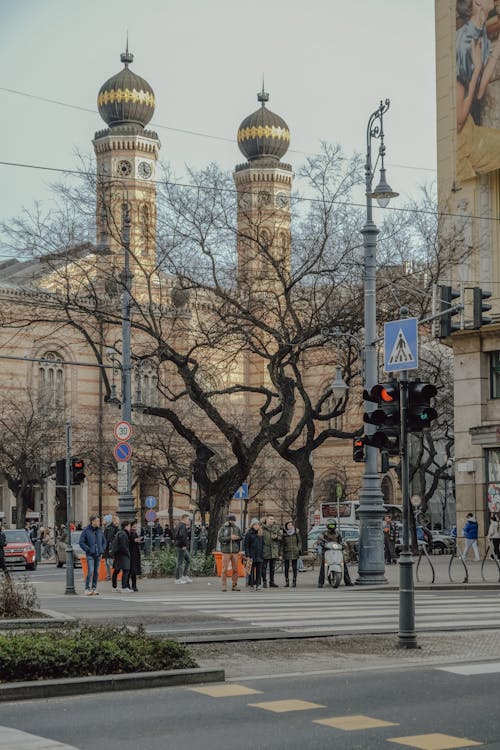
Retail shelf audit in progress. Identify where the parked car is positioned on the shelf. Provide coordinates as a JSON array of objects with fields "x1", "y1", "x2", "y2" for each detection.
[
  {"x1": 55, "y1": 531, "x2": 83, "y2": 568},
  {"x1": 3, "y1": 529, "x2": 37, "y2": 570}
]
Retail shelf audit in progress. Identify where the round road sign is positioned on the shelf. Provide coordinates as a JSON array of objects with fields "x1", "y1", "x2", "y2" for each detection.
[
  {"x1": 114, "y1": 442, "x2": 132, "y2": 462},
  {"x1": 114, "y1": 421, "x2": 132, "y2": 442},
  {"x1": 145, "y1": 496, "x2": 157, "y2": 509},
  {"x1": 145, "y1": 510, "x2": 157, "y2": 522}
]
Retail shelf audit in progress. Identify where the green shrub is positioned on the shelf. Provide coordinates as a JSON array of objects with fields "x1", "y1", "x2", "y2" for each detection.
[
  {"x1": 0, "y1": 574, "x2": 39, "y2": 618},
  {"x1": 0, "y1": 624, "x2": 197, "y2": 682},
  {"x1": 148, "y1": 549, "x2": 215, "y2": 578}
]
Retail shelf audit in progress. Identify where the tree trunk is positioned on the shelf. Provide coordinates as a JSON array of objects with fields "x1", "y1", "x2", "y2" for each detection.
[
  {"x1": 294, "y1": 456, "x2": 314, "y2": 549},
  {"x1": 207, "y1": 494, "x2": 228, "y2": 554}
]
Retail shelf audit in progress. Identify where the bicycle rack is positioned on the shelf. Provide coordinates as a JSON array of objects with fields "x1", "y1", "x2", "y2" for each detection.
[
  {"x1": 415, "y1": 546, "x2": 435, "y2": 584},
  {"x1": 480, "y1": 545, "x2": 500, "y2": 583},
  {"x1": 448, "y1": 551, "x2": 469, "y2": 584}
]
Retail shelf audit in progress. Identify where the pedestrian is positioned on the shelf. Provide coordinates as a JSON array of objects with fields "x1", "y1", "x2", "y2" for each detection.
[
  {"x1": 281, "y1": 520, "x2": 302, "y2": 588},
  {"x1": 79, "y1": 515, "x2": 106, "y2": 596},
  {"x1": 488, "y1": 513, "x2": 500, "y2": 559},
  {"x1": 0, "y1": 521, "x2": 7, "y2": 575},
  {"x1": 218, "y1": 514, "x2": 242, "y2": 592},
  {"x1": 174, "y1": 514, "x2": 192, "y2": 585},
  {"x1": 111, "y1": 520, "x2": 132, "y2": 592},
  {"x1": 163, "y1": 522, "x2": 173, "y2": 548},
  {"x1": 462, "y1": 512, "x2": 480, "y2": 561},
  {"x1": 243, "y1": 519, "x2": 264, "y2": 591},
  {"x1": 128, "y1": 520, "x2": 143, "y2": 592},
  {"x1": 261, "y1": 515, "x2": 282, "y2": 588},
  {"x1": 104, "y1": 514, "x2": 119, "y2": 581},
  {"x1": 383, "y1": 514, "x2": 397, "y2": 564},
  {"x1": 317, "y1": 521, "x2": 354, "y2": 587}
]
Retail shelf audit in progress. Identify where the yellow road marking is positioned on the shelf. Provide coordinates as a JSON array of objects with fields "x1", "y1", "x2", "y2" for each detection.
[
  {"x1": 388, "y1": 734, "x2": 482, "y2": 749},
  {"x1": 190, "y1": 684, "x2": 262, "y2": 697},
  {"x1": 314, "y1": 715, "x2": 398, "y2": 731},
  {"x1": 249, "y1": 699, "x2": 325, "y2": 713}
]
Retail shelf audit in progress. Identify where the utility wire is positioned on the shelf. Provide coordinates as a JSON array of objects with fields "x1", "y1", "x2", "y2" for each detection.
[
  {"x1": 0, "y1": 157, "x2": 489, "y2": 224},
  {"x1": 0, "y1": 86, "x2": 436, "y2": 173}
]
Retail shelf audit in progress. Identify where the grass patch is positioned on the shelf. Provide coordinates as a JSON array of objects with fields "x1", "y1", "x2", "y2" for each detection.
[
  {"x1": 0, "y1": 624, "x2": 197, "y2": 682},
  {"x1": 148, "y1": 549, "x2": 215, "y2": 578},
  {"x1": 0, "y1": 574, "x2": 39, "y2": 618}
]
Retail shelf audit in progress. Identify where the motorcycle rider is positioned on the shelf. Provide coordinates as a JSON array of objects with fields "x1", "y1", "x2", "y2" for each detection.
[{"x1": 317, "y1": 521, "x2": 353, "y2": 588}]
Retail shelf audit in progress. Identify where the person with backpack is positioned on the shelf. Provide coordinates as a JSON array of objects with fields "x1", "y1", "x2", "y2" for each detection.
[
  {"x1": 488, "y1": 513, "x2": 500, "y2": 559},
  {"x1": 110, "y1": 520, "x2": 132, "y2": 592},
  {"x1": 281, "y1": 520, "x2": 302, "y2": 588},
  {"x1": 79, "y1": 515, "x2": 106, "y2": 596},
  {"x1": 174, "y1": 514, "x2": 192, "y2": 585}
]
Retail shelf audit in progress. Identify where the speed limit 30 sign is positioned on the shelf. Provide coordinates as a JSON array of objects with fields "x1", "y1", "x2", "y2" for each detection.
[{"x1": 114, "y1": 421, "x2": 132, "y2": 442}]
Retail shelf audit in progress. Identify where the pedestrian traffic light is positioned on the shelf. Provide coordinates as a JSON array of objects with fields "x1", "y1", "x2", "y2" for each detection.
[
  {"x1": 439, "y1": 285, "x2": 461, "y2": 338},
  {"x1": 407, "y1": 381, "x2": 438, "y2": 433},
  {"x1": 71, "y1": 458, "x2": 85, "y2": 485},
  {"x1": 55, "y1": 459, "x2": 66, "y2": 486},
  {"x1": 353, "y1": 437, "x2": 365, "y2": 463},
  {"x1": 363, "y1": 381, "x2": 400, "y2": 455},
  {"x1": 473, "y1": 287, "x2": 492, "y2": 329}
]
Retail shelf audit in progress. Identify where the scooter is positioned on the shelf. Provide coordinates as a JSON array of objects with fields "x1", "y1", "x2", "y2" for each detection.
[{"x1": 324, "y1": 541, "x2": 344, "y2": 588}]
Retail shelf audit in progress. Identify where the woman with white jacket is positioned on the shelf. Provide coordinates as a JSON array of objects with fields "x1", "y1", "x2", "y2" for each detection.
[{"x1": 487, "y1": 513, "x2": 500, "y2": 559}]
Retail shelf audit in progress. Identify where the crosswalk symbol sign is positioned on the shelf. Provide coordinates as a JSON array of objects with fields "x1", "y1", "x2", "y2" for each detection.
[{"x1": 384, "y1": 318, "x2": 418, "y2": 373}]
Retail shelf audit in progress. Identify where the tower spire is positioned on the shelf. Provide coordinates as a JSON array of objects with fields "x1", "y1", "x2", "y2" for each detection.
[
  {"x1": 120, "y1": 32, "x2": 134, "y2": 67},
  {"x1": 257, "y1": 75, "x2": 269, "y2": 107}
]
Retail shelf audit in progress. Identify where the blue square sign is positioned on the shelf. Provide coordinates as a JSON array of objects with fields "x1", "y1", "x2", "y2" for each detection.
[{"x1": 384, "y1": 318, "x2": 418, "y2": 373}]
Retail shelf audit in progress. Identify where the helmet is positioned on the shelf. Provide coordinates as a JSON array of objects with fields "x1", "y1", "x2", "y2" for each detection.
[{"x1": 326, "y1": 521, "x2": 337, "y2": 531}]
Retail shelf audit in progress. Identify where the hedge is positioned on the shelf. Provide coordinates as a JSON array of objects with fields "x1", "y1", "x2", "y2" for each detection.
[
  {"x1": 0, "y1": 625, "x2": 197, "y2": 682},
  {"x1": 148, "y1": 549, "x2": 215, "y2": 578},
  {"x1": 0, "y1": 574, "x2": 39, "y2": 618}
]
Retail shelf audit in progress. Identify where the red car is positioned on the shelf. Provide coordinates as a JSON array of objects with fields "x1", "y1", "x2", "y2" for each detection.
[{"x1": 3, "y1": 529, "x2": 37, "y2": 570}]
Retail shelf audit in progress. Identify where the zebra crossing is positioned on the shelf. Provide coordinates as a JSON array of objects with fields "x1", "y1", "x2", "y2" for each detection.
[{"x1": 115, "y1": 587, "x2": 500, "y2": 635}]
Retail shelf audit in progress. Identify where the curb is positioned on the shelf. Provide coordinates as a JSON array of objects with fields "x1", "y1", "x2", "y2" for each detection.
[
  {"x1": 0, "y1": 610, "x2": 76, "y2": 630},
  {"x1": 0, "y1": 667, "x2": 224, "y2": 702}
]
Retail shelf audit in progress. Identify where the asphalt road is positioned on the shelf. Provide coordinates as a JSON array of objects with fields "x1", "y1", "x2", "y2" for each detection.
[{"x1": 1, "y1": 661, "x2": 499, "y2": 749}]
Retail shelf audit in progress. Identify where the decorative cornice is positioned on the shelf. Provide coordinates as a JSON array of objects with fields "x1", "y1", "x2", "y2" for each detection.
[
  {"x1": 237, "y1": 124, "x2": 290, "y2": 144},
  {"x1": 98, "y1": 87, "x2": 155, "y2": 108}
]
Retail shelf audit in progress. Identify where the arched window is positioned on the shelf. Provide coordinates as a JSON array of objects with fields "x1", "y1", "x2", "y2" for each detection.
[
  {"x1": 38, "y1": 352, "x2": 64, "y2": 415},
  {"x1": 141, "y1": 362, "x2": 158, "y2": 407},
  {"x1": 121, "y1": 202, "x2": 131, "y2": 243}
]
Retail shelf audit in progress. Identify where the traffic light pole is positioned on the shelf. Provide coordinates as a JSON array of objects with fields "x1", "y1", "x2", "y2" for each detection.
[
  {"x1": 65, "y1": 420, "x2": 76, "y2": 595},
  {"x1": 398, "y1": 374, "x2": 417, "y2": 648}
]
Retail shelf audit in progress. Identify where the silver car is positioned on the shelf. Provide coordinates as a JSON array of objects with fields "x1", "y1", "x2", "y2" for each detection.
[{"x1": 55, "y1": 531, "x2": 83, "y2": 568}]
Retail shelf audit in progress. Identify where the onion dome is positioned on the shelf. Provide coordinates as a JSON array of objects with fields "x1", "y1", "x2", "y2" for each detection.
[
  {"x1": 237, "y1": 87, "x2": 290, "y2": 162},
  {"x1": 97, "y1": 46, "x2": 155, "y2": 129}
]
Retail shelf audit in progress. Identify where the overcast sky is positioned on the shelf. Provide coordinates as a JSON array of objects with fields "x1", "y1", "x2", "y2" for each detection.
[{"x1": 0, "y1": 0, "x2": 436, "y2": 246}]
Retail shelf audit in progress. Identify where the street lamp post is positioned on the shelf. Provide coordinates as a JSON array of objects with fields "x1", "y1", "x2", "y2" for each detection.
[
  {"x1": 117, "y1": 210, "x2": 135, "y2": 521},
  {"x1": 357, "y1": 99, "x2": 399, "y2": 585}
]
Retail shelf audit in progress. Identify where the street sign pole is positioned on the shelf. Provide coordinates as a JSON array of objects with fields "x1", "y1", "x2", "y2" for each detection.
[{"x1": 65, "y1": 420, "x2": 76, "y2": 595}]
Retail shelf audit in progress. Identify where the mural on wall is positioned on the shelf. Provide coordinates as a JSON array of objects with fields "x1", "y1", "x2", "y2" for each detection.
[{"x1": 456, "y1": 0, "x2": 500, "y2": 180}]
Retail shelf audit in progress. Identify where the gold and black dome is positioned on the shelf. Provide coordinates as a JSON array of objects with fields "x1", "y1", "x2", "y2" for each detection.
[
  {"x1": 97, "y1": 48, "x2": 155, "y2": 129},
  {"x1": 237, "y1": 88, "x2": 290, "y2": 162}
]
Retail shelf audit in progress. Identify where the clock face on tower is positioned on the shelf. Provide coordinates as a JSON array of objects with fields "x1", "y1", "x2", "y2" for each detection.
[
  {"x1": 117, "y1": 159, "x2": 132, "y2": 177},
  {"x1": 238, "y1": 192, "x2": 251, "y2": 210},
  {"x1": 276, "y1": 192, "x2": 289, "y2": 208},
  {"x1": 138, "y1": 161, "x2": 152, "y2": 179}
]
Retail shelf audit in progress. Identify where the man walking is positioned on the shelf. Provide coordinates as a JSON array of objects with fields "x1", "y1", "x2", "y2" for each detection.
[
  {"x1": 174, "y1": 514, "x2": 192, "y2": 585},
  {"x1": 0, "y1": 521, "x2": 7, "y2": 574},
  {"x1": 79, "y1": 515, "x2": 106, "y2": 595},
  {"x1": 262, "y1": 515, "x2": 282, "y2": 588},
  {"x1": 462, "y1": 512, "x2": 480, "y2": 561},
  {"x1": 218, "y1": 514, "x2": 242, "y2": 592}
]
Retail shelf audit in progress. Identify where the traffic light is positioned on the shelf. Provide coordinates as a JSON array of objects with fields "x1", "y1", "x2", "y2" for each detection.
[
  {"x1": 55, "y1": 459, "x2": 66, "y2": 486},
  {"x1": 439, "y1": 285, "x2": 461, "y2": 338},
  {"x1": 71, "y1": 458, "x2": 85, "y2": 485},
  {"x1": 363, "y1": 381, "x2": 400, "y2": 455},
  {"x1": 407, "y1": 381, "x2": 438, "y2": 433},
  {"x1": 353, "y1": 437, "x2": 365, "y2": 463},
  {"x1": 473, "y1": 287, "x2": 492, "y2": 329}
]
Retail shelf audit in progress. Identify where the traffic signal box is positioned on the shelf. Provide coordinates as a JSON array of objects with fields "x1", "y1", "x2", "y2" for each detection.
[
  {"x1": 473, "y1": 287, "x2": 492, "y2": 329},
  {"x1": 363, "y1": 381, "x2": 400, "y2": 456},
  {"x1": 439, "y1": 285, "x2": 461, "y2": 338},
  {"x1": 71, "y1": 458, "x2": 86, "y2": 485},
  {"x1": 407, "y1": 381, "x2": 437, "y2": 433},
  {"x1": 352, "y1": 437, "x2": 365, "y2": 463}
]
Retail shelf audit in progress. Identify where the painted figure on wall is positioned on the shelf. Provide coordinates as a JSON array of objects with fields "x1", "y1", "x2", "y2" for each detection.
[{"x1": 456, "y1": 0, "x2": 500, "y2": 180}]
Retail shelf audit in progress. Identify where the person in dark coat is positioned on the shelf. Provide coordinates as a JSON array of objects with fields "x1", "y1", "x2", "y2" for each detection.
[
  {"x1": 104, "y1": 514, "x2": 119, "y2": 581},
  {"x1": 281, "y1": 521, "x2": 302, "y2": 588},
  {"x1": 79, "y1": 515, "x2": 106, "y2": 595},
  {"x1": 0, "y1": 522, "x2": 6, "y2": 574},
  {"x1": 128, "y1": 520, "x2": 143, "y2": 592},
  {"x1": 244, "y1": 519, "x2": 264, "y2": 591},
  {"x1": 111, "y1": 520, "x2": 132, "y2": 591}
]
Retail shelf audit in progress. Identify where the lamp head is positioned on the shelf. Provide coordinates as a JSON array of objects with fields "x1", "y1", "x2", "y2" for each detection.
[
  {"x1": 368, "y1": 167, "x2": 399, "y2": 208},
  {"x1": 331, "y1": 366, "x2": 348, "y2": 400}
]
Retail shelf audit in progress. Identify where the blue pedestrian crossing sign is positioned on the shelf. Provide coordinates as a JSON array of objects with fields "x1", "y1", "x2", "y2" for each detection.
[
  {"x1": 233, "y1": 483, "x2": 249, "y2": 500},
  {"x1": 384, "y1": 318, "x2": 418, "y2": 373}
]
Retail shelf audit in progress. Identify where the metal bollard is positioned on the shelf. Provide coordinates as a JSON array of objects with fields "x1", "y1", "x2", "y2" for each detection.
[
  {"x1": 144, "y1": 537, "x2": 152, "y2": 557},
  {"x1": 34, "y1": 539, "x2": 42, "y2": 563}
]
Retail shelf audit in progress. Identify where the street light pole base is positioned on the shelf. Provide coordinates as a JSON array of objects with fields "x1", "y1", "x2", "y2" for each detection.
[{"x1": 398, "y1": 550, "x2": 417, "y2": 648}]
